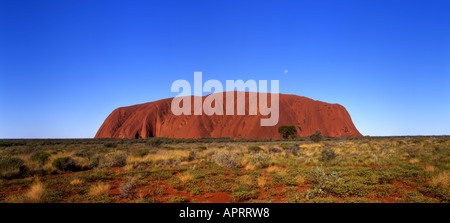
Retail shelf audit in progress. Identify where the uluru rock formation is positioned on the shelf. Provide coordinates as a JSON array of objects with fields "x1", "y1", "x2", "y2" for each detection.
[{"x1": 95, "y1": 92, "x2": 362, "y2": 139}]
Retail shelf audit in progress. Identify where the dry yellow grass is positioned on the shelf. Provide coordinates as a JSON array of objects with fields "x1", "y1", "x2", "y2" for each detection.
[
  {"x1": 239, "y1": 175, "x2": 254, "y2": 186},
  {"x1": 126, "y1": 155, "x2": 149, "y2": 166},
  {"x1": 123, "y1": 164, "x2": 135, "y2": 171},
  {"x1": 178, "y1": 172, "x2": 194, "y2": 183},
  {"x1": 265, "y1": 166, "x2": 287, "y2": 175},
  {"x1": 265, "y1": 166, "x2": 280, "y2": 173},
  {"x1": 424, "y1": 165, "x2": 435, "y2": 173},
  {"x1": 70, "y1": 178, "x2": 84, "y2": 186},
  {"x1": 89, "y1": 183, "x2": 111, "y2": 196},
  {"x1": 312, "y1": 158, "x2": 320, "y2": 164},
  {"x1": 244, "y1": 164, "x2": 256, "y2": 171},
  {"x1": 25, "y1": 181, "x2": 45, "y2": 202},
  {"x1": 137, "y1": 189, "x2": 146, "y2": 201},
  {"x1": 408, "y1": 158, "x2": 420, "y2": 164},
  {"x1": 295, "y1": 175, "x2": 306, "y2": 186},
  {"x1": 148, "y1": 150, "x2": 191, "y2": 163},
  {"x1": 430, "y1": 171, "x2": 450, "y2": 188},
  {"x1": 257, "y1": 176, "x2": 268, "y2": 188}
]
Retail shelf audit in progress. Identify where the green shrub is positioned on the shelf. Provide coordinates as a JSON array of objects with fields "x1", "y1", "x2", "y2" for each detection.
[
  {"x1": 52, "y1": 157, "x2": 78, "y2": 172},
  {"x1": 232, "y1": 185, "x2": 259, "y2": 201},
  {"x1": 135, "y1": 149, "x2": 149, "y2": 157},
  {"x1": 310, "y1": 130, "x2": 323, "y2": 142},
  {"x1": 188, "y1": 151, "x2": 196, "y2": 161},
  {"x1": 146, "y1": 138, "x2": 163, "y2": 148},
  {"x1": 284, "y1": 145, "x2": 300, "y2": 156},
  {"x1": 103, "y1": 142, "x2": 117, "y2": 148},
  {"x1": 420, "y1": 186, "x2": 450, "y2": 202},
  {"x1": 85, "y1": 156, "x2": 100, "y2": 169},
  {"x1": 169, "y1": 196, "x2": 187, "y2": 203},
  {"x1": 74, "y1": 149, "x2": 94, "y2": 159},
  {"x1": 278, "y1": 126, "x2": 297, "y2": 139},
  {"x1": 103, "y1": 152, "x2": 127, "y2": 167},
  {"x1": 30, "y1": 151, "x2": 50, "y2": 165},
  {"x1": 248, "y1": 145, "x2": 263, "y2": 153},
  {"x1": 378, "y1": 171, "x2": 396, "y2": 184},
  {"x1": 268, "y1": 147, "x2": 282, "y2": 153},
  {"x1": 307, "y1": 166, "x2": 341, "y2": 197},
  {"x1": 248, "y1": 152, "x2": 270, "y2": 168},
  {"x1": 331, "y1": 181, "x2": 368, "y2": 197},
  {"x1": 196, "y1": 146, "x2": 207, "y2": 151},
  {"x1": 83, "y1": 170, "x2": 114, "y2": 182},
  {"x1": 0, "y1": 157, "x2": 26, "y2": 179},
  {"x1": 320, "y1": 148, "x2": 337, "y2": 162}
]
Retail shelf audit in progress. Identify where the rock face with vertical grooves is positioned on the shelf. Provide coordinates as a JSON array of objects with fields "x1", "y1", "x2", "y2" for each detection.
[{"x1": 95, "y1": 91, "x2": 362, "y2": 139}]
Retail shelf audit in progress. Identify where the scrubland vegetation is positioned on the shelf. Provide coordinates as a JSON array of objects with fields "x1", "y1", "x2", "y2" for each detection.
[{"x1": 0, "y1": 136, "x2": 448, "y2": 203}]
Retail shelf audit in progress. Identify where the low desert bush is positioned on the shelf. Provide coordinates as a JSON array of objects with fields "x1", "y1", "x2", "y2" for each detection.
[
  {"x1": 284, "y1": 145, "x2": 300, "y2": 156},
  {"x1": 103, "y1": 152, "x2": 127, "y2": 167},
  {"x1": 232, "y1": 185, "x2": 259, "y2": 202},
  {"x1": 146, "y1": 138, "x2": 163, "y2": 148},
  {"x1": 307, "y1": 166, "x2": 341, "y2": 197},
  {"x1": 248, "y1": 145, "x2": 263, "y2": 153},
  {"x1": 278, "y1": 126, "x2": 297, "y2": 139},
  {"x1": 310, "y1": 130, "x2": 323, "y2": 142},
  {"x1": 120, "y1": 177, "x2": 138, "y2": 199},
  {"x1": 331, "y1": 181, "x2": 369, "y2": 198},
  {"x1": 0, "y1": 157, "x2": 26, "y2": 178},
  {"x1": 85, "y1": 156, "x2": 100, "y2": 169},
  {"x1": 103, "y1": 142, "x2": 117, "y2": 148},
  {"x1": 187, "y1": 151, "x2": 196, "y2": 161},
  {"x1": 52, "y1": 157, "x2": 78, "y2": 172},
  {"x1": 135, "y1": 149, "x2": 149, "y2": 157},
  {"x1": 248, "y1": 153, "x2": 270, "y2": 169},
  {"x1": 196, "y1": 146, "x2": 207, "y2": 151},
  {"x1": 30, "y1": 152, "x2": 50, "y2": 165},
  {"x1": 74, "y1": 149, "x2": 94, "y2": 159},
  {"x1": 213, "y1": 150, "x2": 238, "y2": 169},
  {"x1": 268, "y1": 147, "x2": 282, "y2": 153},
  {"x1": 320, "y1": 148, "x2": 337, "y2": 162}
]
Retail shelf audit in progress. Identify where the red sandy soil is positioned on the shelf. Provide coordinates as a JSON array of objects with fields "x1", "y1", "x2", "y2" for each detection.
[{"x1": 95, "y1": 91, "x2": 362, "y2": 139}]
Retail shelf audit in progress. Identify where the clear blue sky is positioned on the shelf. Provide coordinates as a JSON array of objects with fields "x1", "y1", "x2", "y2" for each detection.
[{"x1": 0, "y1": 0, "x2": 449, "y2": 138}]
